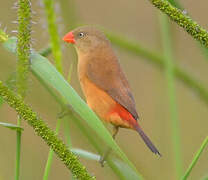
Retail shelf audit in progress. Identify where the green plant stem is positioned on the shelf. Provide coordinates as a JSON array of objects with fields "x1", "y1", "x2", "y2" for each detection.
[
  {"x1": 43, "y1": 0, "x2": 63, "y2": 73},
  {"x1": 0, "y1": 81, "x2": 94, "y2": 180},
  {"x1": 15, "y1": 131, "x2": 21, "y2": 180},
  {"x1": 182, "y1": 136, "x2": 208, "y2": 180},
  {"x1": 17, "y1": 0, "x2": 31, "y2": 97},
  {"x1": 148, "y1": 0, "x2": 208, "y2": 47},
  {"x1": 159, "y1": 13, "x2": 183, "y2": 178},
  {"x1": 105, "y1": 31, "x2": 208, "y2": 106},
  {"x1": 42, "y1": 0, "x2": 72, "y2": 178},
  {"x1": 42, "y1": 63, "x2": 73, "y2": 179},
  {"x1": 15, "y1": 121, "x2": 21, "y2": 180},
  {"x1": 43, "y1": 118, "x2": 62, "y2": 180},
  {"x1": 16, "y1": 0, "x2": 31, "y2": 179}
]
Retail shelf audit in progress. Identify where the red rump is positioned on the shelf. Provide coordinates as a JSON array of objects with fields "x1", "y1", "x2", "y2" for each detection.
[{"x1": 109, "y1": 103, "x2": 137, "y2": 127}]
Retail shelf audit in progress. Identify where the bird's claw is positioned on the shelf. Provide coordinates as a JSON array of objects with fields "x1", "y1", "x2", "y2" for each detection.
[
  {"x1": 56, "y1": 104, "x2": 73, "y2": 119},
  {"x1": 99, "y1": 156, "x2": 106, "y2": 167}
]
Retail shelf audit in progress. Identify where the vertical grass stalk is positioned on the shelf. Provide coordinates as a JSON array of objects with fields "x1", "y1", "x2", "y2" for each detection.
[
  {"x1": 17, "y1": 0, "x2": 31, "y2": 97},
  {"x1": 43, "y1": 118, "x2": 62, "y2": 180},
  {"x1": 43, "y1": 0, "x2": 63, "y2": 73},
  {"x1": 43, "y1": 65, "x2": 74, "y2": 179},
  {"x1": 16, "y1": 0, "x2": 31, "y2": 179},
  {"x1": 159, "y1": 13, "x2": 183, "y2": 178},
  {"x1": 43, "y1": 0, "x2": 73, "y2": 178}
]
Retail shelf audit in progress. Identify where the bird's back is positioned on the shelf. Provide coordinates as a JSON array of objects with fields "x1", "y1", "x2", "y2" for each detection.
[{"x1": 78, "y1": 43, "x2": 139, "y2": 121}]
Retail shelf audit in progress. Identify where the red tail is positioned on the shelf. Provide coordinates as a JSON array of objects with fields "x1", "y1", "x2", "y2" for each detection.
[{"x1": 134, "y1": 124, "x2": 161, "y2": 156}]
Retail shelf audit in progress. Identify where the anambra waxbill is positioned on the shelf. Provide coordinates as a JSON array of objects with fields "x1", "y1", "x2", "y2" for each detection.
[{"x1": 63, "y1": 26, "x2": 161, "y2": 156}]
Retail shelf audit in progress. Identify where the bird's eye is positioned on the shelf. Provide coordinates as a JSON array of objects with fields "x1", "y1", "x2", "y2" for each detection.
[{"x1": 79, "y1": 32, "x2": 84, "y2": 37}]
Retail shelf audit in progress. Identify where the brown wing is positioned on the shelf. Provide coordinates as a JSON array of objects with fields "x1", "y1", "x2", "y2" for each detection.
[{"x1": 86, "y1": 54, "x2": 139, "y2": 120}]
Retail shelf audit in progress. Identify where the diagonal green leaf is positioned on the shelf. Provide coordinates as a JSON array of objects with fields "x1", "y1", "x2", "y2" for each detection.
[
  {"x1": 0, "y1": 122, "x2": 23, "y2": 131},
  {"x1": 182, "y1": 136, "x2": 208, "y2": 180}
]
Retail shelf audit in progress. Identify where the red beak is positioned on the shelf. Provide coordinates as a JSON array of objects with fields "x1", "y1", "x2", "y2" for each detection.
[{"x1": 62, "y1": 31, "x2": 75, "y2": 44}]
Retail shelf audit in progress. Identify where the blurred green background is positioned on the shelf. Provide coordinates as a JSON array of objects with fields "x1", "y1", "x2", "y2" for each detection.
[{"x1": 0, "y1": 0, "x2": 208, "y2": 179}]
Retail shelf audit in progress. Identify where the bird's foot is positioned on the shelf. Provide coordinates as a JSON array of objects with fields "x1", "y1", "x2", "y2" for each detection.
[
  {"x1": 57, "y1": 104, "x2": 73, "y2": 119},
  {"x1": 99, "y1": 156, "x2": 106, "y2": 167}
]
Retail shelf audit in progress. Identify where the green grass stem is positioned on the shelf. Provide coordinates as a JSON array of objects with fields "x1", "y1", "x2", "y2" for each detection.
[
  {"x1": 42, "y1": 0, "x2": 74, "y2": 178},
  {"x1": 43, "y1": 0, "x2": 63, "y2": 73},
  {"x1": 15, "y1": 131, "x2": 21, "y2": 180},
  {"x1": 43, "y1": 118, "x2": 62, "y2": 180},
  {"x1": 159, "y1": 12, "x2": 183, "y2": 178},
  {"x1": 182, "y1": 136, "x2": 208, "y2": 179},
  {"x1": 16, "y1": 0, "x2": 32, "y2": 179}
]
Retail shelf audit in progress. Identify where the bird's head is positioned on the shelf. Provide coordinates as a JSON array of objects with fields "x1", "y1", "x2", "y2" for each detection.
[{"x1": 63, "y1": 26, "x2": 109, "y2": 54}]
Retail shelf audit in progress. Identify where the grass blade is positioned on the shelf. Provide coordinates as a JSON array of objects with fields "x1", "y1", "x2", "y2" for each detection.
[
  {"x1": 182, "y1": 136, "x2": 208, "y2": 180},
  {"x1": 159, "y1": 13, "x2": 183, "y2": 178},
  {"x1": 43, "y1": 118, "x2": 62, "y2": 180},
  {"x1": 0, "y1": 122, "x2": 23, "y2": 131},
  {"x1": 43, "y1": 0, "x2": 63, "y2": 73},
  {"x1": 16, "y1": 0, "x2": 32, "y2": 179}
]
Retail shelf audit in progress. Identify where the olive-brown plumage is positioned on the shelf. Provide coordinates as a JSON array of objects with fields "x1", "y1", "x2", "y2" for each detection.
[{"x1": 63, "y1": 26, "x2": 160, "y2": 155}]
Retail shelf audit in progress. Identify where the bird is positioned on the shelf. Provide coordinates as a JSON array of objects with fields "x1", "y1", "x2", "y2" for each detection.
[{"x1": 63, "y1": 26, "x2": 161, "y2": 159}]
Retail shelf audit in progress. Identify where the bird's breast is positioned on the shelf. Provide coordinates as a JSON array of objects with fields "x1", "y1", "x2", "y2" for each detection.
[{"x1": 79, "y1": 75, "x2": 116, "y2": 120}]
